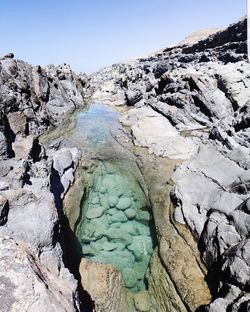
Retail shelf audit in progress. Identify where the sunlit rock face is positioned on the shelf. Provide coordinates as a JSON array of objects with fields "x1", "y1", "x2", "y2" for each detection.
[{"x1": 75, "y1": 160, "x2": 154, "y2": 292}]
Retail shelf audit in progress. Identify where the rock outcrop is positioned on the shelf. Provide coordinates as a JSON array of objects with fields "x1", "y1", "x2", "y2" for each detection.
[
  {"x1": 88, "y1": 17, "x2": 249, "y2": 311},
  {"x1": 0, "y1": 55, "x2": 88, "y2": 311}
]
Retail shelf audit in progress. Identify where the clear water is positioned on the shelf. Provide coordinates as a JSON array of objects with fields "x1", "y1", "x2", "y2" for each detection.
[{"x1": 74, "y1": 104, "x2": 155, "y2": 292}]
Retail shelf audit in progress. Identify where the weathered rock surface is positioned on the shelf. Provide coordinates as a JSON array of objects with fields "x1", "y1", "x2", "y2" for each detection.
[
  {"x1": 120, "y1": 106, "x2": 197, "y2": 159},
  {"x1": 0, "y1": 236, "x2": 78, "y2": 312},
  {"x1": 0, "y1": 56, "x2": 88, "y2": 153},
  {"x1": 0, "y1": 143, "x2": 82, "y2": 310},
  {"x1": 80, "y1": 258, "x2": 130, "y2": 312}
]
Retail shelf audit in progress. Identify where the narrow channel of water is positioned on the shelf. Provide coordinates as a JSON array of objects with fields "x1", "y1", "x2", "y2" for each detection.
[{"x1": 73, "y1": 104, "x2": 156, "y2": 292}]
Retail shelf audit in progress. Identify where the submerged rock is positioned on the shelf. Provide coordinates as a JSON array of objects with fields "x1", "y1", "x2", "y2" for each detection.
[
  {"x1": 116, "y1": 197, "x2": 133, "y2": 210},
  {"x1": 75, "y1": 160, "x2": 154, "y2": 293},
  {"x1": 85, "y1": 207, "x2": 105, "y2": 219}
]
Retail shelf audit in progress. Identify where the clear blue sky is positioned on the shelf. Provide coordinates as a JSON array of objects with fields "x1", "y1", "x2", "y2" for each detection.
[{"x1": 0, "y1": 0, "x2": 246, "y2": 73}]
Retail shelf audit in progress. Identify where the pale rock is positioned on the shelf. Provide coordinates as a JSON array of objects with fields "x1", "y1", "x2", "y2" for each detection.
[
  {"x1": 12, "y1": 136, "x2": 36, "y2": 160},
  {"x1": 0, "y1": 236, "x2": 78, "y2": 312},
  {"x1": 120, "y1": 107, "x2": 197, "y2": 159}
]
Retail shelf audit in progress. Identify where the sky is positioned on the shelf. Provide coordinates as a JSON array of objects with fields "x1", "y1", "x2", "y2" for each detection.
[{"x1": 0, "y1": 0, "x2": 247, "y2": 73}]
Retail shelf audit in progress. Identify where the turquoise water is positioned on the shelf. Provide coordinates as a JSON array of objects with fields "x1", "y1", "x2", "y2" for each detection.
[{"x1": 74, "y1": 104, "x2": 155, "y2": 292}]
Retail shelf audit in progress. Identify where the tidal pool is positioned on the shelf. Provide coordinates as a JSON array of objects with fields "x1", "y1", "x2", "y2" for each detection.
[{"x1": 74, "y1": 104, "x2": 155, "y2": 292}]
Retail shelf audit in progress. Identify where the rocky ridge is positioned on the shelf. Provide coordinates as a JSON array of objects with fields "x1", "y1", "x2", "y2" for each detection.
[{"x1": 88, "y1": 17, "x2": 250, "y2": 311}]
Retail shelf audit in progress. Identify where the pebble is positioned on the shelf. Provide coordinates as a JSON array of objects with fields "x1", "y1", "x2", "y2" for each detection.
[
  {"x1": 91, "y1": 249, "x2": 135, "y2": 272},
  {"x1": 85, "y1": 207, "x2": 105, "y2": 219},
  {"x1": 102, "y1": 176, "x2": 115, "y2": 189},
  {"x1": 108, "y1": 195, "x2": 119, "y2": 207},
  {"x1": 110, "y1": 211, "x2": 128, "y2": 223},
  {"x1": 128, "y1": 235, "x2": 153, "y2": 261},
  {"x1": 116, "y1": 197, "x2": 133, "y2": 210},
  {"x1": 99, "y1": 196, "x2": 109, "y2": 209},
  {"x1": 90, "y1": 238, "x2": 108, "y2": 253},
  {"x1": 107, "y1": 208, "x2": 117, "y2": 216},
  {"x1": 134, "y1": 261, "x2": 148, "y2": 280},
  {"x1": 120, "y1": 222, "x2": 137, "y2": 235},
  {"x1": 110, "y1": 222, "x2": 122, "y2": 228},
  {"x1": 99, "y1": 186, "x2": 107, "y2": 194},
  {"x1": 125, "y1": 208, "x2": 136, "y2": 219},
  {"x1": 76, "y1": 164, "x2": 155, "y2": 292},
  {"x1": 91, "y1": 196, "x2": 99, "y2": 204},
  {"x1": 105, "y1": 228, "x2": 133, "y2": 246},
  {"x1": 82, "y1": 245, "x2": 96, "y2": 256}
]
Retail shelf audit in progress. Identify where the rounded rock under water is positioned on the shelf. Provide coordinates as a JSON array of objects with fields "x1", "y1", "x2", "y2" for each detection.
[{"x1": 75, "y1": 161, "x2": 155, "y2": 292}]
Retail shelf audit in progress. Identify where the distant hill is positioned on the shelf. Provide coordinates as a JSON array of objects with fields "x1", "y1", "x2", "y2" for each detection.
[{"x1": 178, "y1": 28, "x2": 222, "y2": 46}]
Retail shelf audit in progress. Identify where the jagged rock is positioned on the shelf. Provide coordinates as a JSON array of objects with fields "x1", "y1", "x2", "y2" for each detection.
[
  {"x1": 178, "y1": 28, "x2": 222, "y2": 46},
  {"x1": 220, "y1": 239, "x2": 250, "y2": 287},
  {"x1": 52, "y1": 147, "x2": 81, "y2": 198},
  {"x1": 2, "y1": 53, "x2": 14, "y2": 59},
  {"x1": 0, "y1": 236, "x2": 78, "y2": 312},
  {"x1": 87, "y1": 19, "x2": 249, "y2": 307},
  {"x1": 0, "y1": 137, "x2": 82, "y2": 311},
  {"x1": 0, "y1": 132, "x2": 7, "y2": 159},
  {"x1": 205, "y1": 285, "x2": 242, "y2": 312},
  {"x1": 91, "y1": 80, "x2": 127, "y2": 106},
  {"x1": 213, "y1": 62, "x2": 250, "y2": 109},
  {"x1": 12, "y1": 135, "x2": 36, "y2": 159},
  {"x1": 0, "y1": 57, "x2": 87, "y2": 137},
  {"x1": 125, "y1": 90, "x2": 142, "y2": 106}
]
